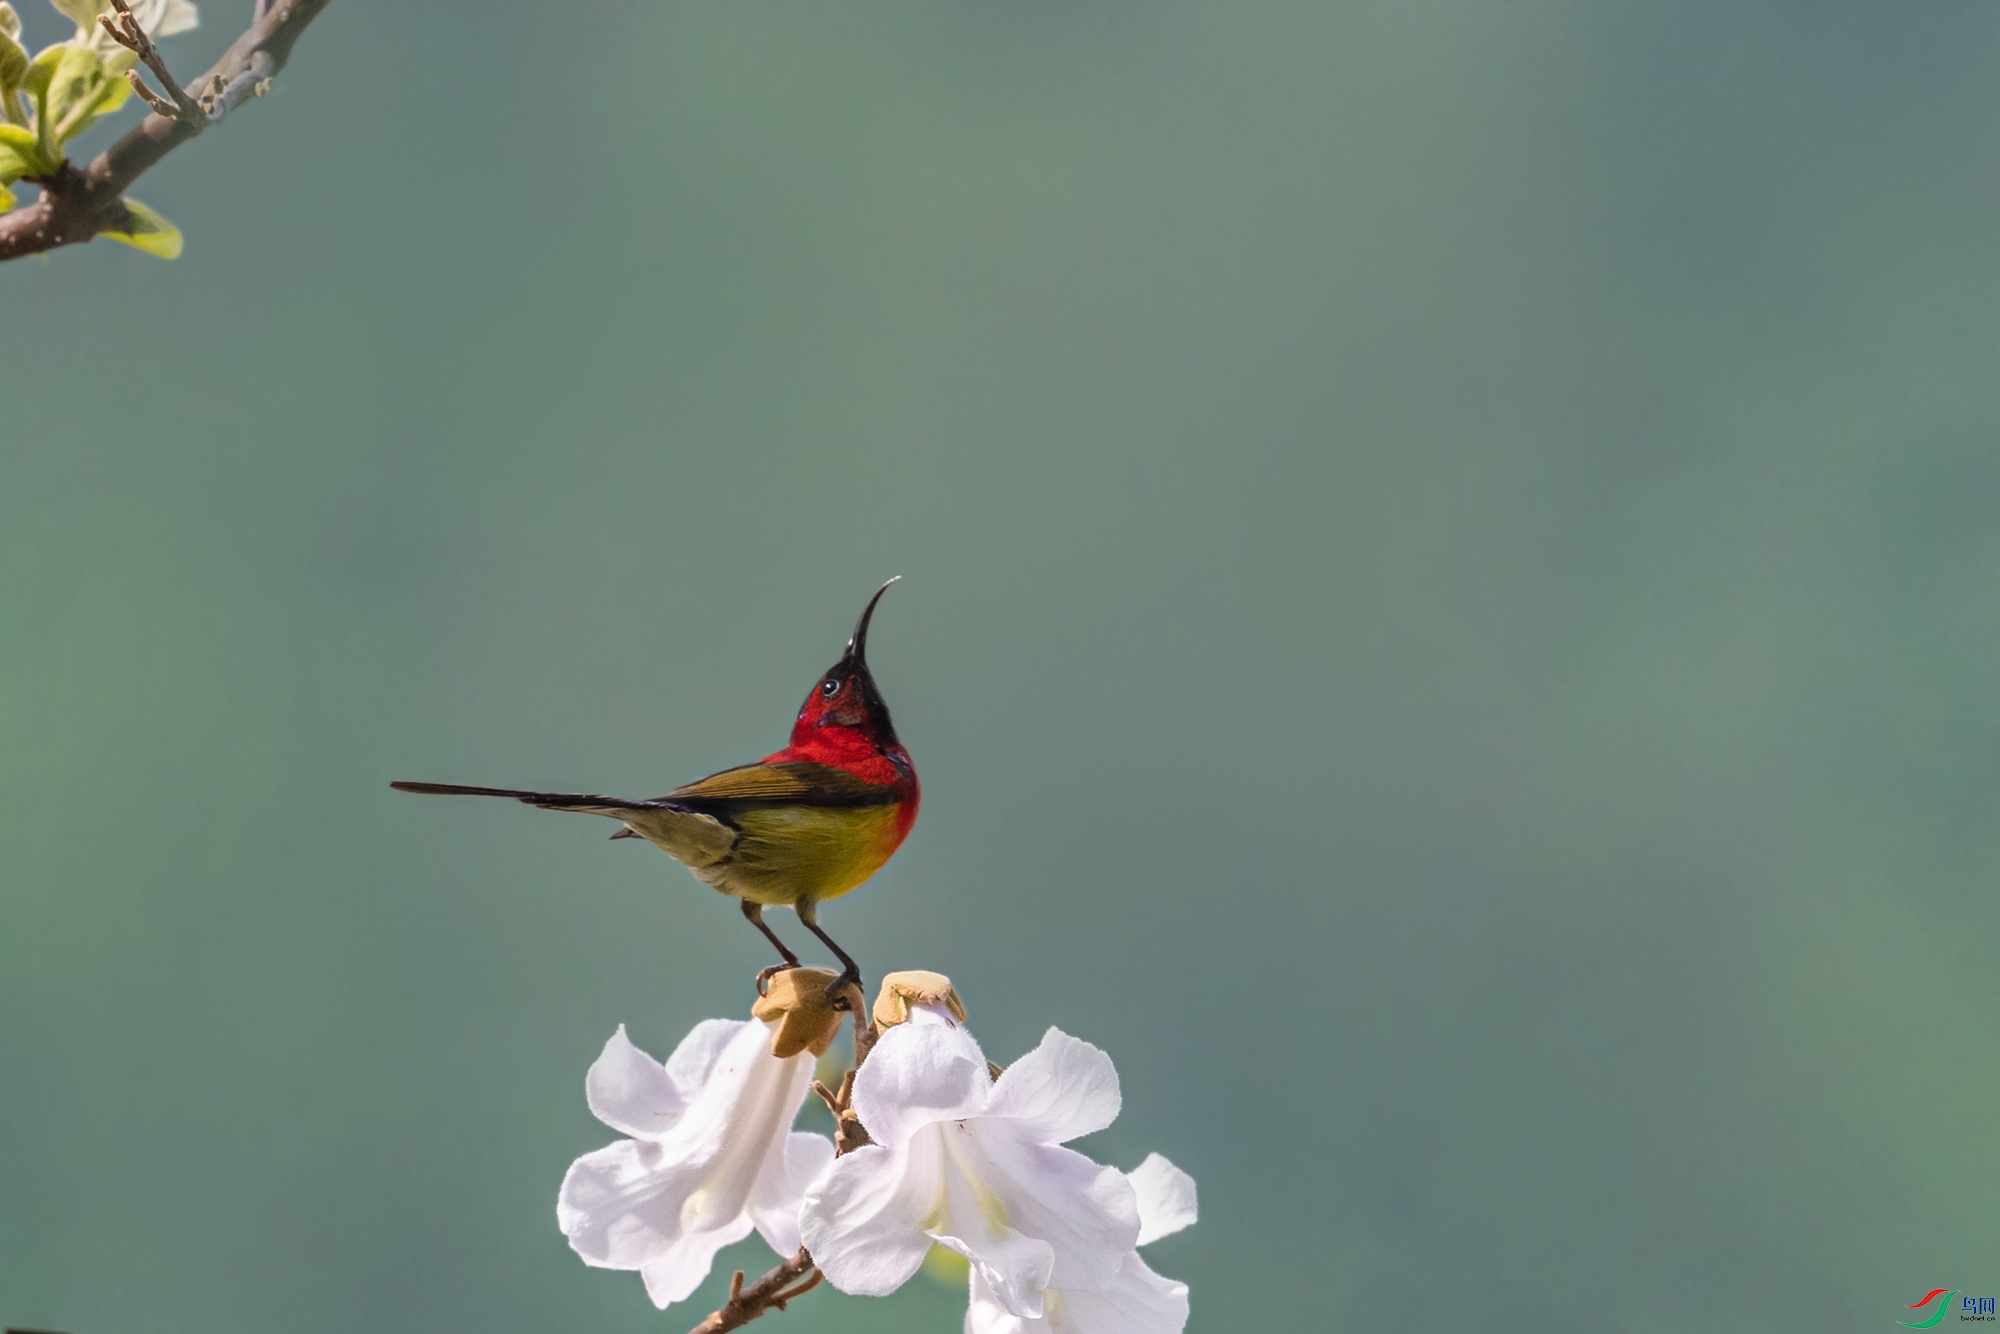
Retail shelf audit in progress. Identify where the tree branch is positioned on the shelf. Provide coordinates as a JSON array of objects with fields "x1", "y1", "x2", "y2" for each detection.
[
  {"x1": 0, "y1": 0, "x2": 331, "y2": 262},
  {"x1": 685, "y1": 1250, "x2": 821, "y2": 1334}
]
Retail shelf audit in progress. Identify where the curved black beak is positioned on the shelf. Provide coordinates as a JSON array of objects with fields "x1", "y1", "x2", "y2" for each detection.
[{"x1": 844, "y1": 577, "x2": 900, "y2": 667}]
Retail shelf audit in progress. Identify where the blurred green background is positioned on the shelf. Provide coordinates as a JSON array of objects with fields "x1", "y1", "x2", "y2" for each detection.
[{"x1": 4, "y1": 1, "x2": 1998, "y2": 1329}]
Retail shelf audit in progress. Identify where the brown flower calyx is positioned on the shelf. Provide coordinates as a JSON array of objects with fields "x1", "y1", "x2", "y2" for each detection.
[
  {"x1": 750, "y1": 967, "x2": 846, "y2": 1059},
  {"x1": 871, "y1": 970, "x2": 968, "y2": 1030}
]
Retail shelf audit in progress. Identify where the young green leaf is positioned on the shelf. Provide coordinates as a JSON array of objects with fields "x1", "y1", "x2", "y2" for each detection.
[
  {"x1": 0, "y1": 4, "x2": 26, "y2": 116},
  {"x1": 0, "y1": 33, "x2": 25, "y2": 105},
  {"x1": 46, "y1": 42, "x2": 107, "y2": 138},
  {"x1": 22, "y1": 41, "x2": 62, "y2": 102},
  {"x1": 100, "y1": 194, "x2": 181, "y2": 257},
  {"x1": 24, "y1": 42, "x2": 64, "y2": 155},
  {"x1": 50, "y1": 0, "x2": 100, "y2": 31},
  {"x1": 53, "y1": 57, "x2": 129, "y2": 143}
]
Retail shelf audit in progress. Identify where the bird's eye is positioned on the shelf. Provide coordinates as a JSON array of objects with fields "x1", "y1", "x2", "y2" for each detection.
[{"x1": 821, "y1": 678, "x2": 841, "y2": 697}]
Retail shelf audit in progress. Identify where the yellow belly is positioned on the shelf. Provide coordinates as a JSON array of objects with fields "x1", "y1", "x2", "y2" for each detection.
[{"x1": 707, "y1": 803, "x2": 903, "y2": 906}]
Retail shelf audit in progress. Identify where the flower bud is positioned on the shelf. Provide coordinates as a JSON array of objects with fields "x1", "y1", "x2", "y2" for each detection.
[
  {"x1": 751, "y1": 966, "x2": 846, "y2": 1058},
  {"x1": 872, "y1": 969, "x2": 967, "y2": 1029}
]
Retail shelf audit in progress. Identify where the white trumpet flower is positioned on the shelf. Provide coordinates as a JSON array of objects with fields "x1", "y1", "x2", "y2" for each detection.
[
  {"x1": 800, "y1": 1004, "x2": 1142, "y2": 1319},
  {"x1": 557, "y1": 1018, "x2": 834, "y2": 1309},
  {"x1": 964, "y1": 1153, "x2": 1198, "y2": 1334}
]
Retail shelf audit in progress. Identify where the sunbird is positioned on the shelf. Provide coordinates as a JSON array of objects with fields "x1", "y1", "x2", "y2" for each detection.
[{"x1": 392, "y1": 579, "x2": 918, "y2": 997}]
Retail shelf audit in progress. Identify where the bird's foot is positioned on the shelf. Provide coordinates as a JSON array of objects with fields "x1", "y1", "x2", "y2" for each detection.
[
  {"x1": 756, "y1": 961, "x2": 802, "y2": 996},
  {"x1": 824, "y1": 968, "x2": 864, "y2": 1010}
]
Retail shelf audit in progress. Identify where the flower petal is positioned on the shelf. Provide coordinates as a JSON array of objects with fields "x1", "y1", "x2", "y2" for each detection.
[
  {"x1": 969, "y1": 1133, "x2": 1138, "y2": 1295},
  {"x1": 800, "y1": 1136, "x2": 942, "y2": 1297},
  {"x1": 850, "y1": 1018, "x2": 992, "y2": 1150},
  {"x1": 966, "y1": 1264, "x2": 1039, "y2": 1334},
  {"x1": 639, "y1": 1212, "x2": 755, "y2": 1308},
  {"x1": 664, "y1": 1017, "x2": 749, "y2": 1097},
  {"x1": 1126, "y1": 1154, "x2": 1197, "y2": 1246},
  {"x1": 1070, "y1": 1252, "x2": 1191, "y2": 1334},
  {"x1": 985, "y1": 1028, "x2": 1121, "y2": 1145},
  {"x1": 992, "y1": 1251, "x2": 1189, "y2": 1334},
  {"x1": 585, "y1": 1025, "x2": 688, "y2": 1141},
  {"x1": 963, "y1": 1251, "x2": 1190, "y2": 1334},
  {"x1": 556, "y1": 1138, "x2": 706, "y2": 1270},
  {"x1": 749, "y1": 1130, "x2": 835, "y2": 1257},
  {"x1": 663, "y1": 1020, "x2": 813, "y2": 1236},
  {"x1": 936, "y1": 1227, "x2": 1055, "y2": 1321}
]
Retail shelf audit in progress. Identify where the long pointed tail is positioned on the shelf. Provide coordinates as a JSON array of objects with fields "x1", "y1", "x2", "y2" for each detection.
[{"x1": 390, "y1": 780, "x2": 655, "y2": 815}]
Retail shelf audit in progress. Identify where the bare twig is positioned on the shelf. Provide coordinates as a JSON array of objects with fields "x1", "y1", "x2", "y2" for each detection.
[
  {"x1": 121, "y1": 67, "x2": 178, "y2": 117},
  {"x1": 100, "y1": 0, "x2": 205, "y2": 124},
  {"x1": 813, "y1": 996, "x2": 879, "y2": 1155},
  {"x1": 771, "y1": 1271, "x2": 823, "y2": 1305},
  {"x1": 841, "y1": 981, "x2": 877, "y2": 1065},
  {"x1": 0, "y1": 0, "x2": 331, "y2": 262},
  {"x1": 813, "y1": 1066, "x2": 874, "y2": 1155},
  {"x1": 684, "y1": 1249, "x2": 818, "y2": 1334}
]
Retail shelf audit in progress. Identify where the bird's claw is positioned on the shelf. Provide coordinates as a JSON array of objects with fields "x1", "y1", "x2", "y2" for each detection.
[
  {"x1": 756, "y1": 961, "x2": 802, "y2": 996},
  {"x1": 824, "y1": 970, "x2": 864, "y2": 1010}
]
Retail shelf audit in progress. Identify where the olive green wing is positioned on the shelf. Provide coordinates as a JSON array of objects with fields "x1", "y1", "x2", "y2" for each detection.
[{"x1": 660, "y1": 761, "x2": 896, "y2": 812}]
